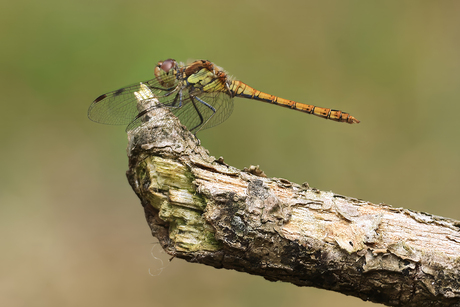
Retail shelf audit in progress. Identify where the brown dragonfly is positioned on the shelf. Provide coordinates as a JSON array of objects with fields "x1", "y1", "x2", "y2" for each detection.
[{"x1": 88, "y1": 59, "x2": 359, "y2": 133}]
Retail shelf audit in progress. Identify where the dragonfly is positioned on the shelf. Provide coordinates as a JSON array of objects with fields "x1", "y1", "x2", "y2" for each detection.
[{"x1": 88, "y1": 59, "x2": 360, "y2": 134}]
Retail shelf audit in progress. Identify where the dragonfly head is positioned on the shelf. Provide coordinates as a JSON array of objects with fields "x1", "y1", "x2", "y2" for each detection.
[{"x1": 154, "y1": 59, "x2": 179, "y2": 87}]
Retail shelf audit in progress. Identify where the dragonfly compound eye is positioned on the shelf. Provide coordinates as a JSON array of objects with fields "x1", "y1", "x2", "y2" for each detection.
[{"x1": 160, "y1": 59, "x2": 176, "y2": 73}]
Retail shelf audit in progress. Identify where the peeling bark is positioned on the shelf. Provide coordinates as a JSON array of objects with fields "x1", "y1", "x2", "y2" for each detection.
[{"x1": 125, "y1": 105, "x2": 460, "y2": 306}]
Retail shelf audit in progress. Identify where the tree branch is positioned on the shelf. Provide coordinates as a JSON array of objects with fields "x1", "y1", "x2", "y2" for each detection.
[{"x1": 125, "y1": 103, "x2": 460, "y2": 306}]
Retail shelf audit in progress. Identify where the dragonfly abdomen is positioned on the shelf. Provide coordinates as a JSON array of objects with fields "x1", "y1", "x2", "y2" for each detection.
[{"x1": 229, "y1": 81, "x2": 359, "y2": 124}]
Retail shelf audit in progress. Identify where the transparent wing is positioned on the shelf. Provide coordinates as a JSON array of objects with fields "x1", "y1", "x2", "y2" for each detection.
[
  {"x1": 90, "y1": 64, "x2": 235, "y2": 134},
  {"x1": 125, "y1": 79, "x2": 234, "y2": 134},
  {"x1": 124, "y1": 86, "x2": 189, "y2": 132},
  {"x1": 87, "y1": 78, "x2": 180, "y2": 126},
  {"x1": 172, "y1": 91, "x2": 234, "y2": 133}
]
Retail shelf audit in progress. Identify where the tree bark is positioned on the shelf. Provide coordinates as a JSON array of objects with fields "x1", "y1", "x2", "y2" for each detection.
[{"x1": 125, "y1": 103, "x2": 460, "y2": 306}]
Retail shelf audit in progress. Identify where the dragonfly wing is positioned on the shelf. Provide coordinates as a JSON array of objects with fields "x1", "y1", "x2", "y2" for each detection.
[
  {"x1": 88, "y1": 78, "x2": 180, "y2": 126},
  {"x1": 124, "y1": 103, "x2": 166, "y2": 132},
  {"x1": 172, "y1": 91, "x2": 233, "y2": 133},
  {"x1": 123, "y1": 85, "x2": 187, "y2": 132}
]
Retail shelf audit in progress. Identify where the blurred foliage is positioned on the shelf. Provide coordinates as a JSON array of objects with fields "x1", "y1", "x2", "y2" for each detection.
[{"x1": 1, "y1": 0, "x2": 460, "y2": 306}]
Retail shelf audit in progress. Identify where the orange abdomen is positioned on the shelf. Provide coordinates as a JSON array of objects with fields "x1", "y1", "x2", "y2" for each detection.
[{"x1": 229, "y1": 81, "x2": 359, "y2": 124}]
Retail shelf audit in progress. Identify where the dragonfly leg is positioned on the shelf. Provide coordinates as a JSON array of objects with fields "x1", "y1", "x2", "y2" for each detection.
[
  {"x1": 178, "y1": 90, "x2": 183, "y2": 108},
  {"x1": 192, "y1": 96, "x2": 216, "y2": 134},
  {"x1": 168, "y1": 90, "x2": 182, "y2": 108},
  {"x1": 150, "y1": 84, "x2": 181, "y2": 100},
  {"x1": 188, "y1": 95, "x2": 205, "y2": 133},
  {"x1": 148, "y1": 85, "x2": 176, "y2": 92},
  {"x1": 195, "y1": 96, "x2": 216, "y2": 113}
]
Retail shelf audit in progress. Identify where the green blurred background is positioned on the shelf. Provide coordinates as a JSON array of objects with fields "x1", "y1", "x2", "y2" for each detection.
[{"x1": 2, "y1": 0, "x2": 460, "y2": 306}]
